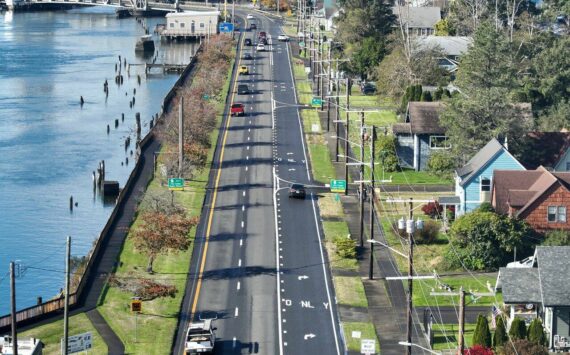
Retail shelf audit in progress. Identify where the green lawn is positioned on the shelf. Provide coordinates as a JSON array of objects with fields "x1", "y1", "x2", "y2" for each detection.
[
  {"x1": 323, "y1": 221, "x2": 358, "y2": 271},
  {"x1": 333, "y1": 276, "x2": 368, "y2": 308},
  {"x1": 343, "y1": 322, "x2": 381, "y2": 353},
  {"x1": 432, "y1": 323, "x2": 477, "y2": 351},
  {"x1": 19, "y1": 313, "x2": 108, "y2": 355},
  {"x1": 412, "y1": 275, "x2": 502, "y2": 307}
]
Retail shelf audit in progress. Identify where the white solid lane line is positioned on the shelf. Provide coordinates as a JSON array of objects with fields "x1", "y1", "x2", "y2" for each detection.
[
  {"x1": 235, "y1": 307, "x2": 239, "y2": 317},
  {"x1": 237, "y1": 281, "x2": 241, "y2": 290}
]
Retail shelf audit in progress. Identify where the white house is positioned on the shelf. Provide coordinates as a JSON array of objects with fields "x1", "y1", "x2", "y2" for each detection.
[{"x1": 163, "y1": 11, "x2": 219, "y2": 38}]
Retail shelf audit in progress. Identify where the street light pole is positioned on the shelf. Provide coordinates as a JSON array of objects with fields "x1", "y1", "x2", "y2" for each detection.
[
  {"x1": 359, "y1": 111, "x2": 365, "y2": 247},
  {"x1": 335, "y1": 61, "x2": 340, "y2": 162},
  {"x1": 369, "y1": 126, "x2": 375, "y2": 279},
  {"x1": 406, "y1": 198, "x2": 414, "y2": 355},
  {"x1": 344, "y1": 78, "x2": 350, "y2": 195}
]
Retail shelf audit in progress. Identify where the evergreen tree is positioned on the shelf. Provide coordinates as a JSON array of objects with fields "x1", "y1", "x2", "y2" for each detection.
[
  {"x1": 434, "y1": 87, "x2": 443, "y2": 101},
  {"x1": 527, "y1": 318, "x2": 547, "y2": 346},
  {"x1": 509, "y1": 317, "x2": 527, "y2": 340},
  {"x1": 472, "y1": 314, "x2": 492, "y2": 348},
  {"x1": 414, "y1": 84, "x2": 423, "y2": 101},
  {"x1": 493, "y1": 316, "x2": 508, "y2": 348},
  {"x1": 421, "y1": 91, "x2": 433, "y2": 102}
]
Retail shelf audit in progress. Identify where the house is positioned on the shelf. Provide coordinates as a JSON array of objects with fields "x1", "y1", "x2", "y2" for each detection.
[
  {"x1": 0, "y1": 336, "x2": 43, "y2": 355},
  {"x1": 414, "y1": 36, "x2": 472, "y2": 72},
  {"x1": 491, "y1": 167, "x2": 570, "y2": 232},
  {"x1": 511, "y1": 132, "x2": 570, "y2": 172},
  {"x1": 391, "y1": 6, "x2": 441, "y2": 36},
  {"x1": 495, "y1": 246, "x2": 570, "y2": 352},
  {"x1": 455, "y1": 138, "x2": 525, "y2": 215},
  {"x1": 162, "y1": 11, "x2": 219, "y2": 38},
  {"x1": 392, "y1": 102, "x2": 447, "y2": 171}
]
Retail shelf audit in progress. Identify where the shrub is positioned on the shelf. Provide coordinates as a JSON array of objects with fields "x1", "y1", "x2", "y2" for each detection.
[
  {"x1": 335, "y1": 237, "x2": 357, "y2": 259},
  {"x1": 376, "y1": 135, "x2": 400, "y2": 172},
  {"x1": 503, "y1": 339, "x2": 548, "y2": 355},
  {"x1": 138, "y1": 279, "x2": 177, "y2": 300},
  {"x1": 465, "y1": 345, "x2": 494, "y2": 355},
  {"x1": 542, "y1": 229, "x2": 570, "y2": 246},
  {"x1": 493, "y1": 316, "x2": 508, "y2": 348},
  {"x1": 472, "y1": 314, "x2": 492, "y2": 348},
  {"x1": 478, "y1": 202, "x2": 495, "y2": 212},
  {"x1": 422, "y1": 202, "x2": 443, "y2": 219},
  {"x1": 427, "y1": 150, "x2": 456, "y2": 177},
  {"x1": 509, "y1": 317, "x2": 527, "y2": 340},
  {"x1": 527, "y1": 318, "x2": 546, "y2": 346},
  {"x1": 421, "y1": 90, "x2": 433, "y2": 102},
  {"x1": 415, "y1": 220, "x2": 440, "y2": 244}
]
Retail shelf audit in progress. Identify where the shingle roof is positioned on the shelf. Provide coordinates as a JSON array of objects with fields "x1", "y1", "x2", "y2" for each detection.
[
  {"x1": 455, "y1": 138, "x2": 505, "y2": 185},
  {"x1": 512, "y1": 132, "x2": 570, "y2": 170},
  {"x1": 391, "y1": 6, "x2": 441, "y2": 29},
  {"x1": 393, "y1": 102, "x2": 445, "y2": 135},
  {"x1": 536, "y1": 246, "x2": 570, "y2": 306},
  {"x1": 499, "y1": 267, "x2": 542, "y2": 304},
  {"x1": 414, "y1": 36, "x2": 472, "y2": 56}
]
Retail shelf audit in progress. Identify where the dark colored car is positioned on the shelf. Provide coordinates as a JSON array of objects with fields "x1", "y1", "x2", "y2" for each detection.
[
  {"x1": 250, "y1": 23, "x2": 257, "y2": 30},
  {"x1": 243, "y1": 53, "x2": 253, "y2": 60},
  {"x1": 288, "y1": 184, "x2": 306, "y2": 199},
  {"x1": 237, "y1": 84, "x2": 249, "y2": 95},
  {"x1": 361, "y1": 83, "x2": 376, "y2": 95},
  {"x1": 244, "y1": 38, "x2": 252, "y2": 46},
  {"x1": 230, "y1": 103, "x2": 245, "y2": 116}
]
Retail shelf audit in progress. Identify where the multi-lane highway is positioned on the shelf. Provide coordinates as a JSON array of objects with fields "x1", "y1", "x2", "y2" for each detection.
[{"x1": 174, "y1": 12, "x2": 344, "y2": 354}]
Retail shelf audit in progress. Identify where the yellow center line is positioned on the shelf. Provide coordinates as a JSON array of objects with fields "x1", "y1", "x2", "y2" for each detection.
[{"x1": 190, "y1": 20, "x2": 248, "y2": 319}]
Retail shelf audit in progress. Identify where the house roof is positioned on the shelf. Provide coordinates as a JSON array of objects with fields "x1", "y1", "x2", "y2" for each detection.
[
  {"x1": 492, "y1": 168, "x2": 570, "y2": 216},
  {"x1": 536, "y1": 246, "x2": 570, "y2": 306},
  {"x1": 166, "y1": 11, "x2": 220, "y2": 18},
  {"x1": 499, "y1": 267, "x2": 542, "y2": 304},
  {"x1": 455, "y1": 138, "x2": 506, "y2": 185},
  {"x1": 391, "y1": 6, "x2": 441, "y2": 29},
  {"x1": 414, "y1": 36, "x2": 472, "y2": 56},
  {"x1": 512, "y1": 132, "x2": 570, "y2": 170},
  {"x1": 392, "y1": 102, "x2": 445, "y2": 135}
]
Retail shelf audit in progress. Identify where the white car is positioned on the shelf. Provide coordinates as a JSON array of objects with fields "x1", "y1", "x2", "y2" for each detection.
[
  {"x1": 277, "y1": 34, "x2": 289, "y2": 41},
  {"x1": 247, "y1": 13, "x2": 255, "y2": 20},
  {"x1": 256, "y1": 43, "x2": 265, "y2": 51}
]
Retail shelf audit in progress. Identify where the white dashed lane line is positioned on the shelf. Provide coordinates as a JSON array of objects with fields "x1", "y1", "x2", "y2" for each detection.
[{"x1": 235, "y1": 307, "x2": 239, "y2": 317}]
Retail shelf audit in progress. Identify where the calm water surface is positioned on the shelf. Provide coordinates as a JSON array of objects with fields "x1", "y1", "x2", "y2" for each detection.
[{"x1": 0, "y1": 7, "x2": 197, "y2": 314}]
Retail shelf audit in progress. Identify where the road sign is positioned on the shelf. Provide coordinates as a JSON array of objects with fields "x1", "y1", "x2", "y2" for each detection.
[
  {"x1": 62, "y1": 332, "x2": 92, "y2": 354},
  {"x1": 218, "y1": 22, "x2": 234, "y2": 33},
  {"x1": 168, "y1": 178, "x2": 184, "y2": 191},
  {"x1": 311, "y1": 97, "x2": 323, "y2": 108},
  {"x1": 131, "y1": 299, "x2": 142, "y2": 313},
  {"x1": 330, "y1": 179, "x2": 346, "y2": 193},
  {"x1": 299, "y1": 41, "x2": 306, "y2": 47},
  {"x1": 360, "y1": 338, "x2": 376, "y2": 354}
]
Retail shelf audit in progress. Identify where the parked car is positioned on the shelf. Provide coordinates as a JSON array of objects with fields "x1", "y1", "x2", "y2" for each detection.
[
  {"x1": 243, "y1": 53, "x2": 252, "y2": 60},
  {"x1": 277, "y1": 34, "x2": 289, "y2": 41},
  {"x1": 250, "y1": 23, "x2": 257, "y2": 30},
  {"x1": 244, "y1": 38, "x2": 252, "y2": 46},
  {"x1": 361, "y1": 83, "x2": 376, "y2": 95},
  {"x1": 256, "y1": 43, "x2": 265, "y2": 51},
  {"x1": 288, "y1": 184, "x2": 306, "y2": 199},
  {"x1": 238, "y1": 65, "x2": 249, "y2": 75},
  {"x1": 230, "y1": 103, "x2": 245, "y2": 116},
  {"x1": 237, "y1": 84, "x2": 250, "y2": 95}
]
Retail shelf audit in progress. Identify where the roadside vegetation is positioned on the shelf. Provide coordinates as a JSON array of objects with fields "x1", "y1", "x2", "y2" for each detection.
[
  {"x1": 96, "y1": 35, "x2": 236, "y2": 354},
  {"x1": 343, "y1": 322, "x2": 380, "y2": 353}
]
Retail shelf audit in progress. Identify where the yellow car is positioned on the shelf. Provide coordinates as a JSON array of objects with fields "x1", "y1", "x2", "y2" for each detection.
[{"x1": 238, "y1": 65, "x2": 249, "y2": 75}]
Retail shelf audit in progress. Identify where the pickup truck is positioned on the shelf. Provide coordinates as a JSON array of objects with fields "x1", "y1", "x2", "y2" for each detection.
[
  {"x1": 231, "y1": 103, "x2": 245, "y2": 116},
  {"x1": 184, "y1": 319, "x2": 216, "y2": 354}
]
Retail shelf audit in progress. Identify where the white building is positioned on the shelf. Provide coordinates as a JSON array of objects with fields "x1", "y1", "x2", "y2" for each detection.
[
  {"x1": 0, "y1": 336, "x2": 42, "y2": 355},
  {"x1": 163, "y1": 11, "x2": 220, "y2": 38}
]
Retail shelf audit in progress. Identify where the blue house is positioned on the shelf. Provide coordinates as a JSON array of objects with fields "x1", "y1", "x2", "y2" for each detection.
[{"x1": 455, "y1": 138, "x2": 526, "y2": 215}]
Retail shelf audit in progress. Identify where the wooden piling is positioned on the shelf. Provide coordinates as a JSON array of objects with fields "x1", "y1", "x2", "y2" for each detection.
[
  {"x1": 69, "y1": 196, "x2": 73, "y2": 211},
  {"x1": 115, "y1": 119, "x2": 119, "y2": 128},
  {"x1": 107, "y1": 124, "x2": 110, "y2": 134}
]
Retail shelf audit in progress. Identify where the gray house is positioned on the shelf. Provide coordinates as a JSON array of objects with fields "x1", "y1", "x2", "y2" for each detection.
[
  {"x1": 391, "y1": 6, "x2": 441, "y2": 36},
  {"x1": 393, "y1": 102, "x2": 447, "y2": 171},
  {"x1": 495, "y1": 246, "x2": 570, "y2": 352},
  {"x1": 414, "y1": 36, "x2": 472, "y2": 72}
]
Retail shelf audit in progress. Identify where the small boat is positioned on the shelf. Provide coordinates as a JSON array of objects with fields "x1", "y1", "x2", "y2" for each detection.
[{"x1": 135, "y1": 35, "x2": 155, "y2": 53}]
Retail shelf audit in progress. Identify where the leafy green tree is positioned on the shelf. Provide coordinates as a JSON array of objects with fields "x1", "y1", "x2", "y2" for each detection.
[
  {"x1": 493, "y1": 316, "x2": 508, "y2": 348},
  {"x1": 477, "y1": 202, "x2": 494, "y2": 213},
  {"x1": 351, "y1": 37, "x2": 388, "y2": 79},
  {"x1": 434, "y1": 18, "x2": 451, "y2": 36},
  {"x1": 538, "y1": 101, "x2": 570, "y2": 131},
  {"x1": 427, "y1": 150, "x2": 455, "y2": 178},
  {"x1": 473, "y1": 314, "x2": 492, "y2": 348},
  {"x1": 509, "y1": 317, "x2": 527, "y2": 340},
  {"x1": 376, "y1": 135, "x2": 399, "y2": 172},
  {"x1": 504, "y1": 338, "x2": 548, "y2": 355},
  {"x1": 542, "y1": 230, "x2": 570, "y2": 246},
  {"x1": 527, "y1": 318, "x2": 546, "y2": 346}
]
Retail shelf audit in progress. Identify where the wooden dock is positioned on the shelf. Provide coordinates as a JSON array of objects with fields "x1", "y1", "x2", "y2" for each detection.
[{"x1": 128, "y1": 62, "x2": 188, "y2": 74}]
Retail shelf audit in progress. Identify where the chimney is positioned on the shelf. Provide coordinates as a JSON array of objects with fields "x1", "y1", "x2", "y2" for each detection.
[{"x1": 503, "y1": 135, "x2": 509, "y2": 151}]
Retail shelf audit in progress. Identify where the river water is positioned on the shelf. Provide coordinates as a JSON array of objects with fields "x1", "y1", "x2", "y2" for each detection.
[{"x1": 0, "y1": 7, "x2": 197, "y2": 314}]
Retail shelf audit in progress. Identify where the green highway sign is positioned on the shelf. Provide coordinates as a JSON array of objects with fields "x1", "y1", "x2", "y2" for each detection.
[
  {"x1": 299, "y1": 41, "x2": 305, "y2": 47},
  {"x1": 168, "y1": 178, "x2": 185, "y2": 191},
  {"x1": 330, "y1": 179, "x2": 346, "y2": 193},
  {"x1": 311, "y1": 97, "x2": 323, "y2": 108}
]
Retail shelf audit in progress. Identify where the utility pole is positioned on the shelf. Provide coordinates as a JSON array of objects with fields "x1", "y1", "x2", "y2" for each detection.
[
  {"x1": 178, "y1": 97, "x2": 184, "y2": 177},
  {"x1": 10, "y1": 261, "x2": 17, "y2": 355},
  {"x1": 335, "y1": 61, "x2": 340, "y2": 162},
  {"x1": 406, "y1": 198, "x2": 414, "y2": 355},
  {"x1": 369, "y1": 126, "x2": 375, "y2": 279},
  {"x1": 344, "y1": 78, "x2": 350, "y2": 195},
  {"x1": 458, "y1": 287, "x2": 465, "y2": 355},
  {"x1": 326, "y1": 45, "x2": 332, "y2": 131},
  {"x1": 63, "y1": 236, "x2": 71, "y2": 355},
  {"x1": 359, "y1": 111, "x2": 365, "y2": 247}
]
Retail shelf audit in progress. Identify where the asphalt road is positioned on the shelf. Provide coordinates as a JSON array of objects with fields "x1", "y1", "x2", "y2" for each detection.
[{"x1": 175, "y1": 11, "x2": 343, "y2": 355}]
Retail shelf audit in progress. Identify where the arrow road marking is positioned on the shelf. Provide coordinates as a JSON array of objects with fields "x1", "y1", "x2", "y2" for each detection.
[
  {"x1": 304, "y1": 334, "x2": 316, "y2": 340},
  {"x1": 297, "y1": 275, "x2": 309, "y2": 280}
]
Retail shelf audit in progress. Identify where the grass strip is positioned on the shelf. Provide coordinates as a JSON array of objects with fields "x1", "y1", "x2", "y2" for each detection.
[
  {"x1": 342, "y1": 322, "x2": 380, "y2": 353},
  {"x1": 333, "y1": 276, "x2": 368, "y2": 308},
  {"x1": 431, "y1": 323, "x2": 477, "y2": 351}
]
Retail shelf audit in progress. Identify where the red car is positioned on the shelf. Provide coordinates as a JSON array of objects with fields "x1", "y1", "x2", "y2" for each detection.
[
  {"x1": 258, "y1": 31, "x2": 267, "y2": 38},
  {"x1": 231, "y1": 103, "x2": 245, "y2": 116}
]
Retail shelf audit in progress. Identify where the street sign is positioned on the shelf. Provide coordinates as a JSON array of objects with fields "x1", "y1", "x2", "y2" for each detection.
[
  {"x1": 218, "y1": 22, "x2": 234, "y2": 33},
  {"x1": 168, "y1": 178, "x2": 184, "y2": 191},
  {"x1": 62, "y1": 332, "x2": 92, "y2": 354},
  {"x1": 299, "y1": 41, "x2": 306, "y2": 47},
  {"x1": 131, "y1": 299, "x2": 142, "y2": 313},
  {"x1": 330, "y1": 179, "x2": 346, "y2": 193},
  {"x1": 360, "y1": 338, "x2": 376, "y2": 354},
  {"x1": 311, "y1": 97, "x2": 323, "y2": 108}
]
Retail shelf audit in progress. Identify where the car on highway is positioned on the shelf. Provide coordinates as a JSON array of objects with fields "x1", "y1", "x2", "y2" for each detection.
[
  {"x1": 244, "y1": 38, "x2": 252, "y2": 46},
  {"x1": 277, "y1": 34, "x2": 289, "y2": 41},
  {"x1": 246, "y1": 13, "x2": 254, "y2": 19},
  {"x1": 259, "y1": 37, "x2": 268, "y2": 45},
  {"x1": 258, "y1": 31, "x2": 267, "y2": 38},
  {"x1": 237, "y1": 84, "x2": 250, "y2": 95},
  {"x1": 243, "y1": 53, "x2": 253, "y2": 60},
  {"x1": 256, "y1": 43, "x2": 265, "y2": 51},
  {"x1": 250, "y1": 23, "x2": 257, "y2": 30},
  {"x1": 230, "y1": 103, "x2": 245, "y2": 116},
  {"x1": 238, "y1": 65, "x2": 249, "y2": 75},
  {"x1": 288, "y1": 184, "x2": 306, "y2": 199}
]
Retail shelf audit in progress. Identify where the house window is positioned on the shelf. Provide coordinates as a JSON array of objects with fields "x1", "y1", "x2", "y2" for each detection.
[
  {"x1": 566, "y1": 162, "x2": 570, "y2": 171},
  {"x1": 169, "y1": 23, "x2": 174, "y2": 28},
  {"x1": 180, "y1": 23, "x2": 185, "y2": 28},
  {"x1": 200, "y1": 22, "x2": 205, "y2": 28},
  {"x1": 548, "y1": 206, "x2": 567, "y2": 222},
  {"x1": 429, "y1": 136, "x2": 451, "y2": 149},
  {"x1": 481, "y1": 178, "x2": 491, "y2": 192}
]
